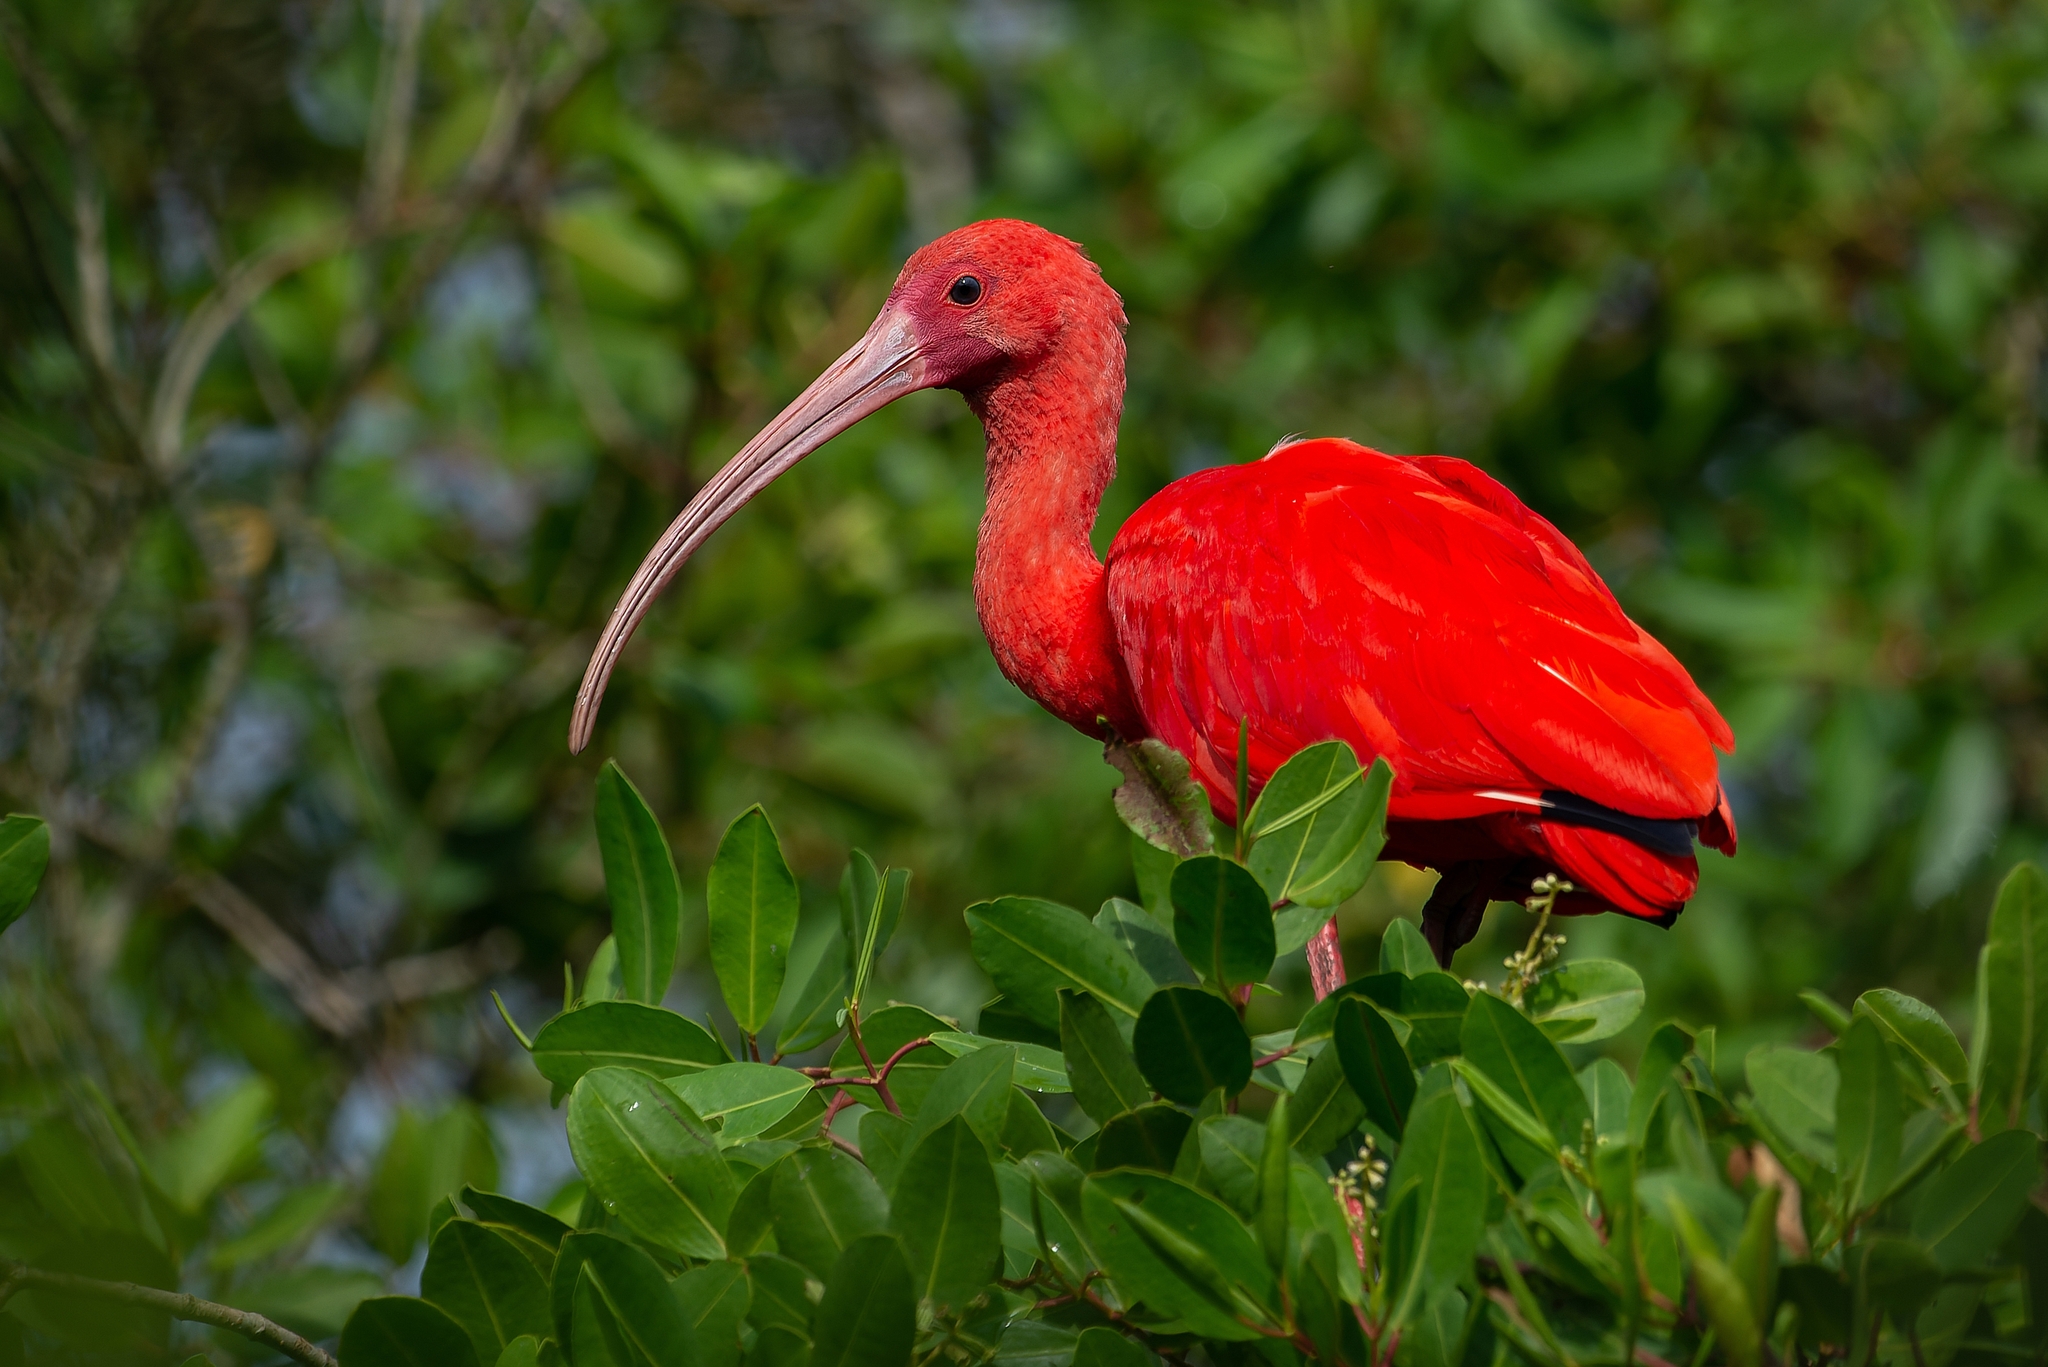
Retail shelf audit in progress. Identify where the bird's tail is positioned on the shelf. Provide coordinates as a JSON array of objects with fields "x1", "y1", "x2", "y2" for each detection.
[{"x1": 1538, "y1": 820, "x2": 1699, "y2": 926}]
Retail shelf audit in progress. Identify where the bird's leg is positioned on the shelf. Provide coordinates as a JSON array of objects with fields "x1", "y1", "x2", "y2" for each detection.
[{"x1": 1421, "y1": 861, "x2": 1516, "y2": 969}]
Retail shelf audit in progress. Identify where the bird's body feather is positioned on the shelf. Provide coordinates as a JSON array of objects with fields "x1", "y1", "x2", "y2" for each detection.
[{"x1": 1103, "y1": 438, "x2": 1736, "y2": 922}]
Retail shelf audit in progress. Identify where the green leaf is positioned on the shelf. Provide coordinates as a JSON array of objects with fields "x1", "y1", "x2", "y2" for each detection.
[
  {"x1": 1170, "y1": 855, "x2": 1276, "y2": 990},
  {"x1": 1073, "y1": 1324, "x2": 1157, "y2": 1367},
  {"x1": 706, "y1": 807, "x2": 801, "y2": 1036},
  {"x1": 910, "y1": 1043, "x2": 1016, "y2": 1154},
  {"x1": 1097, "y1": 896, "x2": 1197, "y2": 985},
  {"x1": 550, "y1": 1232, "x2": 692, "y2": 1353},
  {"x1": 460, "y1": 1187, "x2": 570, "y2": 1260},
  {"x1": 1670, "y1": 1201, "x2": 1762, "y2": 1367},
  {"x1": 1095, "y1": 1104, "x2": 1195, "y2": 1172},
  {"x1": 582, "y1": 937, "x2": 624, "y2": 1003},
  {"x1": 966, "y1": 896, "x2": 1156, "y2": 1034},
  {"x1": 1133, "y1": 985, "x2": 1252, "y2": 1104},
  {"x1": 529, "y1": 1001, "x2": 725, "y2": 1094},
  {"x1": 594, "y1": 761, "x2": 683, "y2": 1006},
  {"x1": 673, "y1": 1261, "x2": 750, "y2": 1367},
  {"x1": 811, "y1": 1233, "x2": 916, "y2": 1367},
  {"x1": 207, "y1": 1180, "x2": 350, "y2": 1270},
  {"x1": 840, "y1": 852, "x2": 908, "y2": 1011},
  {"x1": 567, "y1": 1068, "x2": 735, "y2": 1259},
  {"x1": 1380, "y1": 919, "x2": 1435, "y2": 976},
  {"x1": 1382, "y1": 1068, "x2": 1489, "y2": 1333},
  {"x1": 0, "y1": 814, "x2": 50, "y2": 937},
  {"x1": 1082, "y1": 1169, "x2": 1278, "y2": 1340},
  {"x1": 930, "y1": 1031, "x2": 1069, "y2": 1092},
  {"x1": 1631, "y1": 1023, "x2": 1692, "y2": 1148},
  {"x1": 1193, "y1": 1115, "x2": 1265, "y2": 1214},
  {"x1": 666, "y1": 1063, "x2": 812, "y2": 1141},
  {"x1": 1458, "y1": 991, "x2": 1587, "y2": 1174},
  {"x1": 742, "y1": 1253, "x2": 815, "y2": 1338},
  {"x1": 1525, "y1": 959, "x2": 1645, "y2": 1042},
  {"x1": 1001, "y1": 1088, "x2": 1061, "y2": 1157},
  {"x1": 859, "y1": 1111, "x2": 913, "y2": 1192},
  {"x1": 1334, "y1": 996, "x2": 1416, "y2": 1138},
  {"x1": 149, "y1": 1074, "x2": 273, "y2": 1213},
  {"x1": 1579, "y1": 1059, "x2": 1632, "y2": 1145},
  {"x1": 1245, "y1": 746, "x2": 1391, "y2": 908},
  {"x1": 1061, "y1": 989, "x2": 1152, "y2": 1123},
  {"x1": 1745, "y1": 1046, "x2": 1838, "y2": 1168},
  {"x1": 340, "y1": 1297, "x2": 480, "y2": 1367},
  {"x1": 1288, "y1": 1038, "x2": 1366, "y2": 1156},
  {"x1": 421, "y1": 1221, "x2": 551, "y2": 1363},
  {"x1": 770, "y1": 1147, "x2": 889, "y2": 1278},
  {"x1": 1854, "y1": 988, "x2": 1968, "y2": 1087},
  {"x1": 887, "y1": 1116, "x2": 1002, "y2": 1311},
  {"x1": 1106, "y1": 737, "x2": 1215, "y2": 858},
  {"x1": 776, "y1": 934, "x2": 850, "y2": 1056},
  {"x1": 1835, "y1": 1016, "x2": 1903, "y2": 1215},
  {"x1": 493, "y1": 1338, "x2": 544, "y2": 1367},
  {"x1": 1255, "y1": 1093, "x2": 1290, "y2": 1270},
  {"x1": 1912, "y1": 1128, "x2": 2042, "y2": 1270},
  {"x1": 1975, "y1": 863, "x2": 2048, "y2": 1131},
  {"x1": 1299, "y1": 972, "x2": 1469, "y2": 1065}
]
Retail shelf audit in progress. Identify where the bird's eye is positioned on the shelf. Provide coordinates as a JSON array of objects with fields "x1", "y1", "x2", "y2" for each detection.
[{"x1": 947, "y1": 275, "x2": 983, "y2": 306}]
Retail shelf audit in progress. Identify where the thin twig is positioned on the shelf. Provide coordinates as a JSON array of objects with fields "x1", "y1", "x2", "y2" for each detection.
[{"x1": 0, "y1": 1260, "x2": 337, "y2": 1367}]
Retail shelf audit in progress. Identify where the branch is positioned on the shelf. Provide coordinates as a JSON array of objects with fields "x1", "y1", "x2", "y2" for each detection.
[
  {"x1": 362, "y1": 0, "x2": 427, "y2": 224},
  {"x1": 0, "y1": 1259, "x2": 337, "y2": 1367}
]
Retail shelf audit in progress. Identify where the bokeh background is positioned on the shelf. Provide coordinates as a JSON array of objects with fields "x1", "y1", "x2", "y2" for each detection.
[{"x1": 5, "y1": 0, "x2": 2048, "y2": 1305}]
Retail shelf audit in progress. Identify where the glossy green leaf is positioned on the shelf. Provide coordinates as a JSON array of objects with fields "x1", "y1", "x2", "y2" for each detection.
[
  {"x1": 1631, "y1": 1023, "x2": 1692, "y2": 1147},
  {"x1": 840, "y1": 853, "x2": 908, "y2": 1011},
  {"x1": 1975, "y1": 862, "x2": 2048, "y2": 1131},
  {"x1": 1073, "y1": 1324, "x2": 1156, "y2": 1367},
  {"x1": 421, "y1": 1221, "x2": 551, "y2": 1363},
  {"x1": 1133, "y1": 985, "x2": 1252, "y2": 1104},
  {"x1": 1334, "y1": 996, "x2": 1415, "y2": 1138},
  {"x1": 1288, "y1": 1038, "x2": 1366, "y2": 1156},
  {"x1": 1060, "y1": 989, "x2": 1152, "y2": 1123},
  {"x1": 1458, "y1": 991, "x2": 1586, "y2": 1173},
  {"x1": 1300, "y1": 972, "x2": 1470, "y2": 1065},
  {"x1": 493, "y1": 1338, "x2": 544, "y2": 1367},
  {"x1": 929, "y1": 1031, "x2": 1068, "y2": 1092},
  {"x1": 1000, "y1": 1087, "x2": 1060, "y2": 1157},
  {"x1": 0, "y1": 814, "x2": 49, "y2": 937},
  {"x1": 770, "y1": 1147, "x2": 889, "y2": 1277},
  {"x1": 1382, "y1": 1068, "x2": 1489, "y2": 1332},
  {"x1": 529, "y1": 1002, "x2": 724, "y2": 1093},
  {"x1": 340, "y1": 1297, "x2": 480, "y2": 1367},
  {"x1": 1169, "y1": 855, "x2": 1276, "y2": 990},
  {"x1": 1255, "y1": 1092, "x2": 1290, "y2": 1270},
  {"x1": 706, "y1": 806, "x2": 800, "y2": 1035},
  {"x1": 673, "y1": 1261, "x2": 749, "y2": 1367},
  {"x1": 566, "y1": 1068, "x2": 735, "y2": 1259},
  {"x1": 1095, "y1": 1104, "x2": 1194, "y2": 1172},
  {"x1": 666, "y1": 1062, "x2": 812, "y2": 1140},
  {"x1": 1835, "y1": 1016, "x2": 1902, "y2": 1214},
  {"x1": 1579, "y1": 1059, "x2": 1632, "y2": 1145},
  {"x1": 1525, "y1": 959, "x2": 1646, "y2": 1042},
  {"x1": 550, "y1": 1232, "x2": 690, "y2": 1353},
  {"x1": 594, "y1": 761, "x2": 682, "y2": 1006},
  {"x1": 1096, "y1": 896, "x2": 1196, "y2": 985},
  {"x1": 1913, "y1": 1128, "x2": 2041, "y2": 1270},
  {"x1": 1082, "y1": 1169, "x2": 1278, "y2": 1340},
  {"x1": 776, "y1": 936, "x2": 849, "y2": 1056},
  {"x1": 887, "y1": 1116, "x2": 1002, "y2": 1311},
  {"x1": 1193, "y1": 1115, "x2": 1265, "y2": 1214},
  {"x1": 966, "y1": 896, "x2": 1156, "y2": 1033},
  {"x1": 1380, "y1": 919, "x2": 1435, "y2": 976},
  {"x1": 1245, "y1": 745, "x2": 1391, "y2": 908},
  {"x1": 810, "y1": 1234, "x2": 916, "y2": 1367},
  {"x1": 459, "y1": 1187, "x2": 569, "y2": 1259},
  {"x1": 910, "y1": 1042, "x2": 1015, "y2": 1153},
  {"x1": 742, "y1": 1253, "x2": 815, "y2": 1338},
  {"x1": 859, "y1": 1111, "x2": 912, "y2": 1192},
  {"x1": 1745, "y1": 1046, "x2": 1838, "y2": 1168},
  {"x1": 1854, "y1": 988, "x2": 1967, "y2": 1086}
]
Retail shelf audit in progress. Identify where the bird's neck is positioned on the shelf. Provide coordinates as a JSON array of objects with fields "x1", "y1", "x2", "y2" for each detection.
[{"x1": 966, "y1": 324, "x2": 1144, "y2": 738}]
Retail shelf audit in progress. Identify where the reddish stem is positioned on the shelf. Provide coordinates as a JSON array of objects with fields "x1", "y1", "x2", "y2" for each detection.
[{"x1": 1306, "y1": 918, "x2": 1346, "y2": 1000}]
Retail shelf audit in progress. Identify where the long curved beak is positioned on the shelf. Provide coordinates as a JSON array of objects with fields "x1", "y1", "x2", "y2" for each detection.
[{"x1": 570, "y1": 307, "x2": 927, "y2": 753}]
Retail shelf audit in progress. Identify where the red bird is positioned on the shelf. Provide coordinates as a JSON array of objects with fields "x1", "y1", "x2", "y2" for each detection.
[{"x1": 571, "y1": 220, "x2": 1736, "y2": 981}]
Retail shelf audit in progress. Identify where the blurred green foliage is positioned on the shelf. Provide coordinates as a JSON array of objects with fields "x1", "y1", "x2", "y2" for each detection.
[{"x1": 3, "y1": 0, "x2": 2048, "y2": 1347}]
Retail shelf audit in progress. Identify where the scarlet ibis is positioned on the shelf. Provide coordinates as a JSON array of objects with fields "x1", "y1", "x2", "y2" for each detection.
[{"x1": 570, "y1": 220, "x2": 1736, "y2": 987}]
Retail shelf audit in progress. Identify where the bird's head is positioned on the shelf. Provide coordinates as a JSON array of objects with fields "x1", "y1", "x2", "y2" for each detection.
[{"x1": 568, "y1": 219, "x2": 1122, "y2": 752}]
